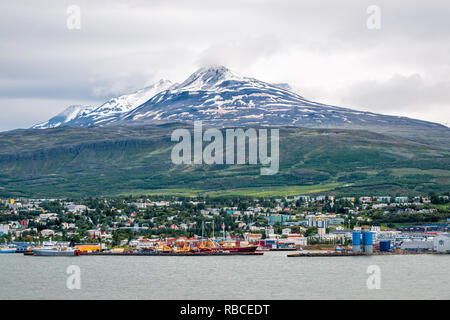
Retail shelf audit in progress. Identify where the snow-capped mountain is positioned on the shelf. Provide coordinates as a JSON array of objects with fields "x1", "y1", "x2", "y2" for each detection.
[
  {"x1": 33, "y1": 79, "x2": 174, "y2": 129},
  {"x1": 33, "y1": 65, "x2": 446, "y2": 132},
  {"x1": 119, "y1": 66, "x2": 444, "y2": 130},
  {"x1": 32, "y1": 105, "x2": 96, "y2": 129}
]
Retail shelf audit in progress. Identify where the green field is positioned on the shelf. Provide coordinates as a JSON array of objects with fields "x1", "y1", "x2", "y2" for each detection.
[
  {"x1": 120, "y1": 183, "x2": 342, "y2": 197},
  {"x1": 202, "y1": 183, "x2": 342, "y2": 197}
]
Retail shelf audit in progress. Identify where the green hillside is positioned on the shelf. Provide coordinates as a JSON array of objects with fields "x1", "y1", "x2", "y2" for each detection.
[{"x1": 0, "y1": 124, "x2": 448, "y2": 197}]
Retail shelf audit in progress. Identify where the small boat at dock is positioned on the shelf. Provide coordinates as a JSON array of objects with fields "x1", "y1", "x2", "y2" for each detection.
[{"x1": 0, "y1": 245, "x2": 17, "y2": 254}]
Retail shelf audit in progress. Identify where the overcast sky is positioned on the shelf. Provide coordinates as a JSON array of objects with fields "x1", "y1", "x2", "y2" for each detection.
[{"x1": 1, "y1": 0, "x2": 449, "y2": 131}]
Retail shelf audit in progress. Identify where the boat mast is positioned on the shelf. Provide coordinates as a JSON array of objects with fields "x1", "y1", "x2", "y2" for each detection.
[{"x1": 201, "y1": 220, "x2": 204, "y2": 244}]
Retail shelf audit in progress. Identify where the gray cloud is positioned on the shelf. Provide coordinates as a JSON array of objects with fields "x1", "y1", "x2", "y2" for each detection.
[
  {"x1": 0, "y1": 0, "x2": 449, "y2": 130},
  {"x1": 339, "y1": 73, "x2": 450, "y2": 125},
  {"x1": 196, "y1": 35, "x2": 282, "y2": 70},
  {"x1": 343, "y1": 74, "x2": 450, "y2": 110}
]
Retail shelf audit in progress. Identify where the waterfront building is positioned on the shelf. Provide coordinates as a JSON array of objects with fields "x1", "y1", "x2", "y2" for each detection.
[
  {"x1": 379, "y1": 240, "x2": 391, "y2": 252},
  {"x1": 400, "y1": 240, "x2": 434, "y2": 251},
  {"x1": 245, "y1": 233, "x2": 262, "y2": 242},
  {"x1": 265, "y1": 227, "x2": 275, "y2": 237},
  {"x1": 284, "y1": 235, "x2": 307, "y2": 246}
]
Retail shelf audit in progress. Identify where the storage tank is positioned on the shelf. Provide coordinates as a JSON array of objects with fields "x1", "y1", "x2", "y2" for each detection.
[
  {"x1": 362, "y1": 232, "x2": 373, "y2": 253},
  {"x1": 352, "y1": 232, "x2": 361, "y2": 253},
  {"x1": 363, "y1": 232, "x2": 373, "y2": 245},
  {"x1": 379, "y1": 240, "x2": 391, "y2": 252}
]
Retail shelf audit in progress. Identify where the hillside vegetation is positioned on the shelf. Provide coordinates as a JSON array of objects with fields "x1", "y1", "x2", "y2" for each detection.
[{"x1": 0, "y1": 124, "x2": 448, "y2": 197}]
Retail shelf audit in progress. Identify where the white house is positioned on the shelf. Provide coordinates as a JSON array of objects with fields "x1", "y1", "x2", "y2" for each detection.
[
  {"x1": 40, "y1": 229, "x2": 55, "y2": 237},
  {"x1": 0, "y1": 224, "x2": 10, "y2": 235},
  {"x1": 65, "y1": 204, "x2": 88, "y2": 213}
]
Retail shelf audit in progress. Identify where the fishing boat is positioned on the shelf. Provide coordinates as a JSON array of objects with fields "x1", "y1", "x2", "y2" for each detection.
[
  {"x1": 173, "y1": 244, "x2": 199, "y2": 254},
  {"x1": 199, "y1": 239, "x2": 258, "y2": 253},
  {"x1": 32, "y1": 246, "x2": 80, "y2": 256},
  {"x1": 0, "y1": 245, "x2": 17, "y2": 254},
  {"x1": 153, "y1": 243, "x2": 175, "y2": 254},
  {"x1": 221, "y1": 245, "x2": 258, "y2": 253}
]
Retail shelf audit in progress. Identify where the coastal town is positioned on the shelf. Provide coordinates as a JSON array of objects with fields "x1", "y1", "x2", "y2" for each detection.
[{"x1": 0, "y1": 193, "x2": 449, "y2": 256}]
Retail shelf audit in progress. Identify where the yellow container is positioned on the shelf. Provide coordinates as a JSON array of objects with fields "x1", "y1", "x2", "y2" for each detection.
[{"x1": 75, "y1": 244, "x2": 101, "y2": 253}]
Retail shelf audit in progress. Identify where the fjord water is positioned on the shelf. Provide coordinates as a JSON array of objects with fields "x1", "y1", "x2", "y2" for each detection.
[{"x1": 1, "y1": 252, "x2": 448, "y2": 299}]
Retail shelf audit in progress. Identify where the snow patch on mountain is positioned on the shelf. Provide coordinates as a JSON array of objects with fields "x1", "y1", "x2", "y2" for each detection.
[
  {"x1": 32, "y1": 105, "x2": 95, "y2": 129},
  {"x1": 32, "y1": 80, "x2": 174, "y2": 129},
  {"x1": 85, "y1": 79, "x2": 174, "y2": 125}
]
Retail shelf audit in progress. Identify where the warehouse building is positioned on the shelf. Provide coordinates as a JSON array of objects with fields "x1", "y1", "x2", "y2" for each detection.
[{"x1": 400, "y1": 240, "x2": 434, "y2": 252}]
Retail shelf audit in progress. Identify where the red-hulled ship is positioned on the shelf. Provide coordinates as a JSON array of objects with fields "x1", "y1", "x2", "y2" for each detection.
[{"x1": 198, "y1": 239, "x2": 258, "y2": 253}]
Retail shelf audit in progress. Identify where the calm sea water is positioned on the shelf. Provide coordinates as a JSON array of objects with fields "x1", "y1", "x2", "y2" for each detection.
[{"x1": 0, "y1": 252, "x2": 448, "y2": 299}]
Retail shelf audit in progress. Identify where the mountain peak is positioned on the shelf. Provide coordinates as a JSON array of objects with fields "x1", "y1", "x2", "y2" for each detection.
[
  {"x1": 192, "y1": 64, "x2": 232, "y2": 75},
  {"x1": 177, "y1": 65, "x2": 244, "y2": 91}
]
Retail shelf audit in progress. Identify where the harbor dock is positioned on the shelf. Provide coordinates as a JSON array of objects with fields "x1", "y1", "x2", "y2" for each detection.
[{"x1": 287, "y1": 252, "x2": 366, "y2": 257}]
